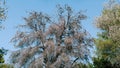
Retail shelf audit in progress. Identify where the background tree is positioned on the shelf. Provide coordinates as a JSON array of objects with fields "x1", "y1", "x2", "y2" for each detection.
[
  {"x1": 0, "y1": 0, "x2": 14, "y2": 68},
  {"x1": 0, "y1": 49, "x2": 4, "y2": 63},
  {"x1": 0, "y1": 0, "x2": 6, "y2": 29},
  {"x1": 0, "y1": 0, "x2": 6, "y2": 63},
  {"x1": 94, "y1": 0, "x2": 120, "y2": 67},
  {"x1": 10, "y1": 5, "x2": 93, "y2": 68}
]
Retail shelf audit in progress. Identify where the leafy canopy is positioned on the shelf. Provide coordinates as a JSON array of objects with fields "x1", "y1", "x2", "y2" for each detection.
[{"x1": 94, "y1": 0, "x2": 120, "y2": 67}]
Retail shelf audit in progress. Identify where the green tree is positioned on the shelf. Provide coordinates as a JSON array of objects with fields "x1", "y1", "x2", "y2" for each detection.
[
  {"x1": 10, "y1": 5, "x2": 94, "y2": 68},
  {"x1": 94, "y1": 0, "x2": 120, "y2": 67},
  {"x1": 0, "y1": 49, "x2": 5, "y2": 63},
  {"x1": 93, "y1": 57, "x2": 113, "y2": 68}
]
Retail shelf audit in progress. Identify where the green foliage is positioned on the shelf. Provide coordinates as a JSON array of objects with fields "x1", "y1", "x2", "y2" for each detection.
[
  {"x1": 94, "y1": 0, "x2": 120, "y2": 68},
  {"x1": 0, "y1": 49, "x2": 5, "y2": 63},
  {"x1": 93, "y1": 57, "x2": 120, "y2": 68},
  {"x1": 0, "y1": 64, "x2": 14, "y2": 68},
  {"x1": 72, "y1": 63, "x2": 93, "y2": 68},
  {"x1": 0, "y1": 48, "x2": 8, "y2": 63},
  {"x1": 95, "y1": 39, "x2": 114, "y2": 59},
  {"x1": 93, "y1": 57, "x2": 113, "y2": 68},
  {"x1": 0, "y1": 54, "x2": 4, "y2": 63},
  {"x1": 73, "y1": 63, "x2": 88, "y2": 68}
]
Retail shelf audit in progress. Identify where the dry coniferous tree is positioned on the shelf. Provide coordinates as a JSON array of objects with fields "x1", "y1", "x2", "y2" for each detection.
[{"x1": 10, "y1": 5, "x2": 93, "y2": 68}]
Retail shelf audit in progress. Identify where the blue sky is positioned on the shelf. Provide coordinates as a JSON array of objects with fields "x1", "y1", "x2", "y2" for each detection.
[{"x1": 0, "y1": 0, "x2": 107, "y2": 62}]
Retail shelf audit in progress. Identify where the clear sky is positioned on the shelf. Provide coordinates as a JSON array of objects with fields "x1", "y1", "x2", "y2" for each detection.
[{"x1": 0, "y1": 0, "x2": 107, "y2": 63}]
